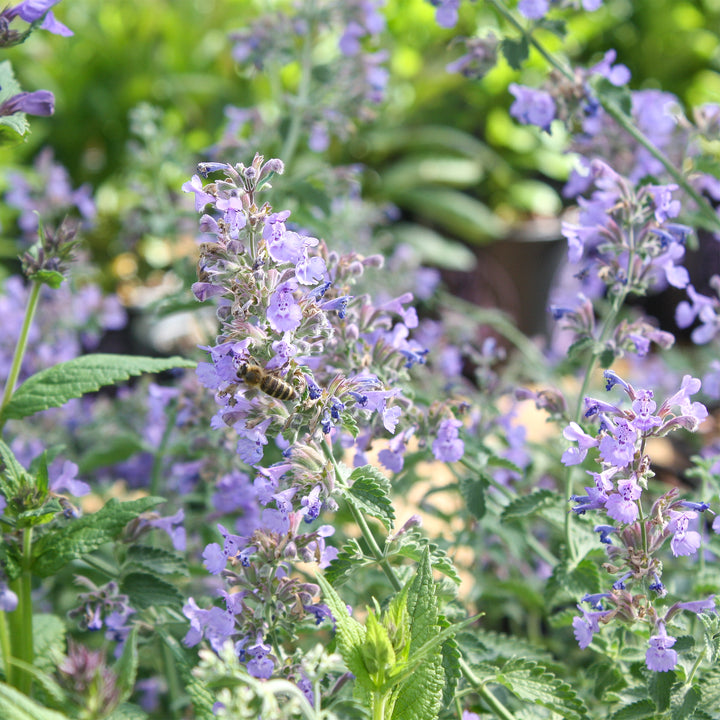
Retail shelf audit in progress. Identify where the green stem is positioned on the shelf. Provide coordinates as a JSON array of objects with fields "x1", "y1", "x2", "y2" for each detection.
[
  {"x1": 150, "y1": 399, "x2": 179, "y2": 497},
  {"x1": 162, "y1": 641, "x2": 183, "y2": 719},
  {"x1": 459, "y1": 659, "x2": 518, "y2": 720},
  {"x1": 0, "y1": 281, "x2": 42, "y2": 432},
  {"x1": 0, "y1": 611, "x2": 13, "y2": 685},
  {"x1": 280, "y1": 8, "x2": 314, "y2": 167},
  {"x1": 685, "y1": 646, "x2": 706, "y2": 686},
  {"x1": 321, "y1": 439, "x2": 402, "y2": 592},
  {"x1": 9, "y1": 528, "x2": 34, "y2": 694}
]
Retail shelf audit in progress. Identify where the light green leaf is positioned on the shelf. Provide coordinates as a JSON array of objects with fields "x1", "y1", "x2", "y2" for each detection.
[
  {"x1": 501, "y1": 489, "x2": 560, "y2": 521},
  {"x1": 459, "y1": 474, "x2": 487, "y2": 520},
  {"x1": 315, "y1": 573, "x2": 371, "y2": 692},
  {"x1": 124, "y1": 545, "x2": 188, "y2": 576},
  {"x1": 391, "y1": 224, "x2": 476, "y2": 271},
  {"x1": 610, "y1": 699, "x2": 657, "y2": 720},
  {"x1": 0, "y1": 438, "x2": 31, "y2": 496},
  {"x1": 345, "y1": 465, "x2": 395, "y2": 531},
  {"x1": 114, "y1": 627, "x2": 139, "y2": 707},
  {"x1": 545, "y1": 557, "x2": 601, "y2": 605},
  {"x1": 494, "y1": 658, "x2": 589, "y2": 720},
  {"x1": 390, "y1": 550, "x2": 444, "y2": 720},
  {"x1": 77, "y1": 433, "x2": 146, "y2": 474},
  {"x1": 672, "y1": 684, "x2": 701, "y2": 720},
  {"x1": 31, "y1": 496, "x2": 164, "y2": 577},
  {"x1": 324, "y1": 538, "x2": 369, "y2": 586},
  {"x1": 33, "y1": 614, "x2": 66, "y2": 672},
  {"x1": 0, "y1": 682, "x2": 71, "y2": 720},
  {"x1": 0, "y1": 61, "x2": 29, "y2": 145},
  {"x1": 388, "y1": 529, "x2": 460, "y2": 586},
  {"x1": 120, "y1": 571, "x2": 184, "y2": 609},
  {"x1": 1, "y1": 354, "x2": 197, "y2": 421}
]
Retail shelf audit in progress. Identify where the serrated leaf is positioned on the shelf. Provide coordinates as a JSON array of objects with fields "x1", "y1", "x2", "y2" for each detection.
[
  {"x1": 610, "y1": 699, "x2": 657, "y2": 720},
  {"x1": 31, "y1": 270, "x2": 65, "y2": 289},
  {"x1": 0, "y1": 438, "x2": 30, "y2": 496},
  {"x1": 120, "y1": 572, "x2": 184, "y2": 610},
  {"x1": 345, "y1": 465, "x2": 395, "y2": 530},
  {"x1": 459, "y1": 474, "x2": 486, "y2": 519},
  {"x1": 1, "y1": 354, "x2": 197, "y2": 421},
  {"x1": 672, "y1": 684, "x2": 701, "y2": 720},
  {"x1": 316, "y1": 573, "x2": 371, "y2": 693},
  {"x1": 124, "y1": 545, "x2": 188, "y2": 576},
  {"x1": 33, "y1": 614, "x2": 66, "y2": 672},
  {"x1": 0, "y1": 61, "x2": 29, "y2": 145},
  {"x1": 18, "y1": 499, "x2": 63, "y2": 528},
  {"x1": 324, "y1": 538, "x2": 367, "y2": 586},
  {"x1": 501, "y1": 489, "x2": 560, "y2": 521},
  {"x1": 494, "y1": 658, "x2": 589, "y2": 720},
  {"x1": 114, "y1": 626, "x2": 139, "y2": 706},
  {"x1": 501, "y1": 36, "x2": 529, "y2": 70},
  {"x1": 649, "y1": 668, "x2": 675, "y2": 711},
  {"x1": 388, "y1": 529, "x2": 460, "y2": 585},
  {"x1": 545, "y1": 557, "x2": 601, "y2": 604},
  {"x1": 31, "y1": 496, "x2": 164, "y2": 577},
  {"x1": 106, "y1": 705, "x2": 149, "y2": 720},
  {"x1": 390, "y1": 550, "x2": 444, "y2": 720},
  {"x1": 439, "y1": 615, "x2": 461, "y2": 708},
  {"x1": 0, "y1": 682, "x2": 71, "y2": 720}
]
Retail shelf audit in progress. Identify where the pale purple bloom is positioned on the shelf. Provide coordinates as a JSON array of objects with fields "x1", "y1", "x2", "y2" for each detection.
[
  {"x1": 668, "y1": 510, "x2": 701, "y2": 557},
  {"x1": 434, "y1": 0, "x2": 460, "y2": 28},
  {"x1": 182, "y1": 175, "x2": 215, "y2": 211},
  {"x1": 50, "y1": 459, "x2": 90, "y2": 497},
  {"x1": 590, "y1": 49, "x2": 631, "y2": 86},
  {"x1": 508, "y1": 84, "x2": 556, "y2": 132},
  {"x1": 432, "y1": 418, "x2": 464, "y2": 462},
  {"x1": 267, "y1": 281, "x2": 302, "y2": 333},
  {"x1": 631, "y1": 390, "x2": 662, "y2": 433},
  {"x1": 0, "y1": 583, "x2": 18, "y2": 612},
  {"x1": 645, "y1": 184, "x2": 681, "y2": 223},
  {"x1": 676, "y1": 596, "x2": 715, "y2": 614},
  {"x1": 0, "y1": 90, "x2": 54, "y2": 117},
  {"x1": 518, "y1": 0, "x2": 549, "y2": 19},
  {"x1": 646, "y1": 626, "x2": 677, "y2": 672},
  {"x1": 562, "y1": 421, "x2": 598, "y2": 465},
  {"x1": 572, "y1": 603, "x2": 610, "y2": 648},
  {"x1": 605, "y1": 476, "x2": 642, "y2": 524},
  {"x1": 598, "y1": 418, "x2": 637, "y2": 468},
  {"x1": 202, "y1": 543, "x2": 226, "y2": 575}
]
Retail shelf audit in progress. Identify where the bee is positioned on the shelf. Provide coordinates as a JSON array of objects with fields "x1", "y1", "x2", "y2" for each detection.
[{"x1": 237, "y1": 362, "x2": 297, "y2": 401}]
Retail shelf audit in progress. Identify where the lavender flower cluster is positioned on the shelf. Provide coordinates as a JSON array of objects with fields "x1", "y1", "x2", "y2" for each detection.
[
  {"x1": 566, "y1": 370, "x2": 714, "y2": 671},
  {"x1": 180, "y1": 154, "x2": 465, "y2": 685}
]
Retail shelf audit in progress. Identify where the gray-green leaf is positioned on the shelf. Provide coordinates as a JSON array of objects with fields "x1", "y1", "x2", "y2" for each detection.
[{"x1": 1, "y1": 354, "x2": 197, "y2": 421}]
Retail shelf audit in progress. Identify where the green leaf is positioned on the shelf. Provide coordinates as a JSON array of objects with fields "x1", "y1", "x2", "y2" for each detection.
[
  {"x1": 17, "y1": 499, "x2": 62, "y2": 528},
  {"x1": 388, "y1": 529, "x2": 460, "y2": 586},
  {"x1": 345, "y1": 465, "x2": 395, "y2": 531},
  {"x1": 610, "y1": 699, "x2": 657, "y2": 720},
  {"x1": 649, "y1": 668, "x2": 675, "y2": 712},
  {"x1": 0, "y1": 682, "x2": 71, "y2": 720},
  {"x1": 324, "y1": 538, "x2": 368, "y2": 586},
  {"x1": 493, "y1": 658, "x2": 589, "y2": 720},
  {"x1": 0, "y1": 61, "x2": 30, "y2": 145},
  {"x1": 672, "y1": 684, "x2": 701, "y2": 720},
  {"x1": 124, "y1": 545, "x2": 188, "y2": 576},
  {"x1": 33, "y1": 614, "x2": 66, "y2": 672},
  {"x1": 390, "y1": 550, "x2": 444, "y2": 720},
  {"x1": 0, "y1": 438, "x2": 30, "y2": 496},
  {"x1": 316, "y1": 573, "x2": 372, "y2": 705},
  {"x1": 114, "y1": 627, "x2": 139, "y2": 707},
  {"x1": 439, "y1": 616, "x2": 461, "y2": 708},
  {"x1": 120, "y1": 572, "x2": 184, "y2": 610},
  {"x1": 592, "y1": 76, "x2": 633, "y2": 118},
  {"x1": 77, "y1": 433, "x2": 146, "y2": 474},
  {"x1": 391, "y1": 224, "x2": 476, "y2": 271},
  {"x1": 31, "y1": 270, "x2": 65, "y2": 290},
  {"x1": 545, "y1": 557, "x2": 601, "y2": 605},
  {"x1": 501, "y1": 489, "x2": 560, "y2": 521},
  {"x1": 500, "y1": 36, "x2": 530, "y2": 70},
  {"x1": 106, "y1": 705, "x2": 149, "y2": 720},
  {"x1": 1, "y1": 354, "x2": 197, "y2": 421},
  {"x1": 459, "y1": 474, "x2": 487, "y2": 519},
  {"x1": 31, "y1": 496, "x2": 164, "y2": 577}
]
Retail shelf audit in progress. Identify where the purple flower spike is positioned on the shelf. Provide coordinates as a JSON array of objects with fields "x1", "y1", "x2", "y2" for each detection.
[{"x1": 646, "y1": 625, "x2": 677, "y2": 672}]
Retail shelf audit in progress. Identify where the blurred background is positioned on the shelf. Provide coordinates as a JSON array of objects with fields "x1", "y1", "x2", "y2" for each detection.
[{"x1": 0, "y1": 0, "x2": 718, "y2": 346}]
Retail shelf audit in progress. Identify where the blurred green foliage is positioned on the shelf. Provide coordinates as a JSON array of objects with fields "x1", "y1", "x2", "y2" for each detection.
[{"x1": 0, "y1": 0, "x2": 717, "y2": 274}]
